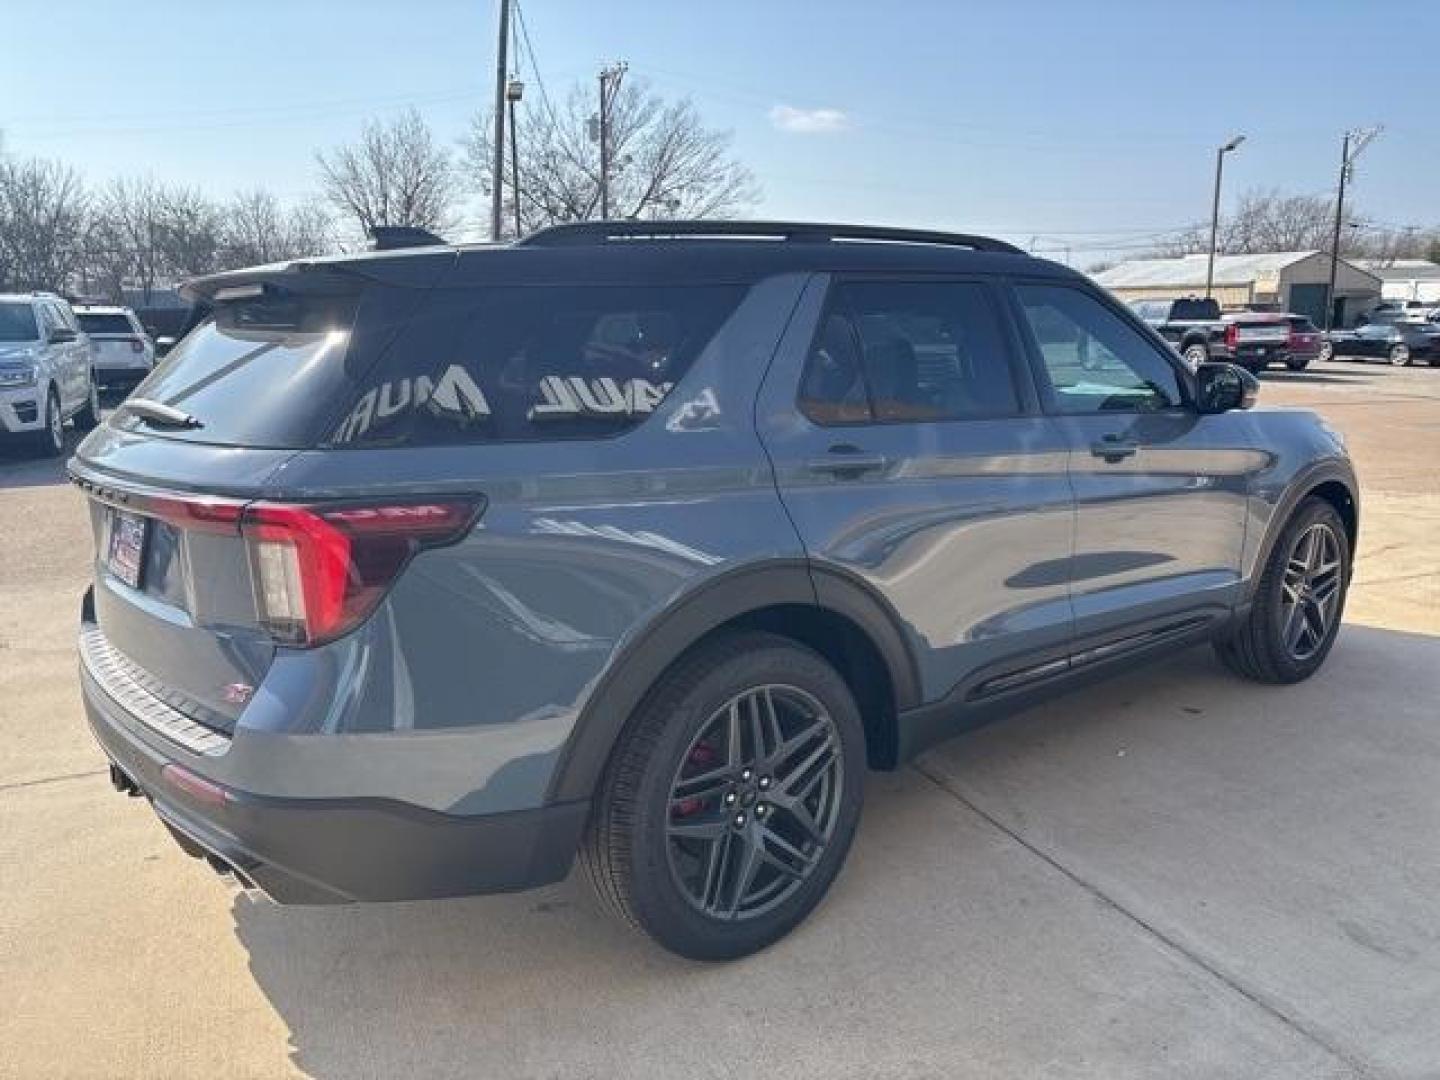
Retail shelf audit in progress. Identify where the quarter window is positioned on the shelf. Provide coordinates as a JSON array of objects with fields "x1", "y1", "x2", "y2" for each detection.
[
  {"x1": 1016, "y1": 284, "x2": 1183, "y2": 414},
  {"x1": 799, "y1": 281, "x2": 1021, "y2": 425}
]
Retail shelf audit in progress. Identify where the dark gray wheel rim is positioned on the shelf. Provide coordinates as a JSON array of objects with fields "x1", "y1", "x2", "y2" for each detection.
[
  {"x1": 665, "y1": 684, "x2": 843, "y2": 921},
  {"x1": 47, "y1": 393, "x2": 62, "y2": 449},
  {"x1": 1281, "y1": 523, "x2": 1342, "y2": 661}
]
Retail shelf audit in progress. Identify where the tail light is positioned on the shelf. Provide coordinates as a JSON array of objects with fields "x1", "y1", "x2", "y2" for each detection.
[
  {"x1": 1224, "y1": 323, "x2": 1238, "y2": 351},
  {"x1": 130, "y1": 338, "x2": 145, "y2": 354},
  {"x1": 241, "y1": 500, "x2": 482, "y2": 646}
]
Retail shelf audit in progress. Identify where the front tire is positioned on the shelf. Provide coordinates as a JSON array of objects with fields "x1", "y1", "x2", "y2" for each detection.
[
  {"x1": 1390, "y1": 343, "x2": 1412, "y2": 366},
  {"x1": 29, "y1": 387, "x2": 64, "y2": 457},
  {"x1": 1215, "y1": 498, "x2": 1350, "y2": 684},
  {"x1": 1318, "y1": 341, "x2": 1335, "y2": 363},
  {"x1": 582, "y1": 631, "x2": 865, "y2": 960}
]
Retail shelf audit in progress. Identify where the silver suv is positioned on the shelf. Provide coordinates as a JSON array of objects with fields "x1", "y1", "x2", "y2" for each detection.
[
  {"x1": 1, "y1": 292, "x2": 100, "y2": 455},
  {"x1": 72, "y1": 222, "x2": 1358, "y2": 959}
]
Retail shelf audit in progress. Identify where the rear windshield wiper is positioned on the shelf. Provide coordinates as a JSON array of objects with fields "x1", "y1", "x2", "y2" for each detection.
[{"x1": 122, "y1": 398, "x2": 205, "y2": 430}]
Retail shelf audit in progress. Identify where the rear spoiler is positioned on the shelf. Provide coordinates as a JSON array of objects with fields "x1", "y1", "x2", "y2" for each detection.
[{"x1": 180, "y1": 246, "x2": 457, "y2": 305}]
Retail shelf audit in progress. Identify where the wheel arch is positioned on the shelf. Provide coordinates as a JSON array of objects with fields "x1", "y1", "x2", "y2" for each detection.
[
  {"x1": 546, "y1": 561, "x2": 922, "y2": 804},
  {"x1": 1245, "y1": 464, "x2": 1359, "y2": 602}
]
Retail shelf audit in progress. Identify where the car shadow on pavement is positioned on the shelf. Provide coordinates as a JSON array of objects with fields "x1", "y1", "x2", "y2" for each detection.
[
  {"x1": 0, "y1": 444, "x2": 75, "y2": 490},
  {"x1": 230, "y1": 624, "x2": 1440, "y2": 1079}
]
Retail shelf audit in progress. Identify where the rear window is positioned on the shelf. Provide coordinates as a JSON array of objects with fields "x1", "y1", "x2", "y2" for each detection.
[
  {"x1": 1287, "y1": 317, "x2": 1317, "y2": 332},
  {"x1": 1169, "y1": 298, "x2": 1222, "y2": 321},
  {"x1": 330, "y1": 283, "x2": 746, "y2": 447},
  {"x1": 113, "y1": 282, "x2": 745, "y2": 449},
  {"x1": 78, "y1": 312, "x2": 135, "y2": 335},
  {"x1": 0, "y1": 302, "x2": 40, "y2": 342}
]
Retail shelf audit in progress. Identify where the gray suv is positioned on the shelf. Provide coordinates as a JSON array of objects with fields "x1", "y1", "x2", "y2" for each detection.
[{"x1": 72, "y1": 222, "x2": 1358, "y2": 959}]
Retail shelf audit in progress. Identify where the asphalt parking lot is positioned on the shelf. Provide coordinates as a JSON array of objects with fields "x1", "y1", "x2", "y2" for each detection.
[{"x1": 2, "y1": 362, "x2": 1438, "y2": 1079}]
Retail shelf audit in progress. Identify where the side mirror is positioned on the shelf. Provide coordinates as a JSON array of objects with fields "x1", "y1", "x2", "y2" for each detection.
[
  {"x1": 48, "y1": 327, "x2": 77, "y2": 344},
  {"x1": 1196, "y1": 362, "x2": 1258, "y2": 414}
]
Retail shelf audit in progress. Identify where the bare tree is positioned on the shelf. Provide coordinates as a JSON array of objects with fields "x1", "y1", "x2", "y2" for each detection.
[
  {"x1": 156, "y1": 185, "x2": 225, "y2": 279},
  {"x1": 0, "y1": 157, "x2": 90, "y2": 292},
  {"x1": 463, "y1": 78, "x2": 758, "y2": 237},
  {"x1": 225, "y1": 189, "x2": 334, "y2": 265},
  {"x1": 317, "y1": 109, "x2": 457, "y2": 238},
  {"x1": 90, "y1": 177, "x2": 167, "y2": 303}
]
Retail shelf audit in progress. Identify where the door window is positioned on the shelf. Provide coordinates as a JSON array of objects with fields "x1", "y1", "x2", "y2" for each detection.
[
  {"x1": 1015, "y1": 284, "x2": 1183, "y2": 414},
  {"x1": 798, "y1": 281, "x2": 1022, "y2": 424}
]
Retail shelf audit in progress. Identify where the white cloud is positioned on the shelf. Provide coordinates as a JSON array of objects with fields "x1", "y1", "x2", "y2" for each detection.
[{"x1": 768, "y1": 104, "x2": 849, "y2": 135}]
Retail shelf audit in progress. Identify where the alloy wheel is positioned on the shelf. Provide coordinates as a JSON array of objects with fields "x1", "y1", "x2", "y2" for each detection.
[
  {"x1": 1390, "y1": 344, "x2": 1411, "y2": 366},
  {"x1": 47, "y1": 393, "x2": 63, "y2": 450},
  {"x1": 1280, "y1": 523, "x2": 1343, "y2": 661},
  {"x1": 665, "y1": 684, "x2": 843, "y2": 921}
]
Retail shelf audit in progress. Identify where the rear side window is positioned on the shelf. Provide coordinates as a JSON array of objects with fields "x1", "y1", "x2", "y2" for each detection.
[
  {"x1": 78, "y1": 313, "x2": 135, "y2": 335},
  {"x1": 331, "y1": 283, "x2": 746, "y2": 446},
  {"x1": 798, "y1": 281, "x2": 1021, "y2": 425}
]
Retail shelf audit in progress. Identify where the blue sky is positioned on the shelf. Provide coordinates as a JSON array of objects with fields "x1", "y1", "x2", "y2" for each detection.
[{"x1": 4, "y1": 0, "x2": 1437, "y2": 263}]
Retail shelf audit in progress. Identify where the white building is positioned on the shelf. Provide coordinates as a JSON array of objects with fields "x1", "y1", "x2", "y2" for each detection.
[
  {"x1": 1357, "y1": 259, "x2": 1440, "y2": 306},
  {"x1": 1093, "y1": 251, "x2": 1381, "y2": 327}
]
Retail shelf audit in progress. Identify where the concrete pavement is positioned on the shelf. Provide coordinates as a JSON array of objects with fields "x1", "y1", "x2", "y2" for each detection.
[{"x1": 2, "y1": 361, "x2": 1437, "y2": 1078}]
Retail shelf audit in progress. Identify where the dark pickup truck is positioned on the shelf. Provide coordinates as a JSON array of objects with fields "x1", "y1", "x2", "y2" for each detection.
[{"x1": 1130, "y1": 297, "x2": 1290, "y2": 372}]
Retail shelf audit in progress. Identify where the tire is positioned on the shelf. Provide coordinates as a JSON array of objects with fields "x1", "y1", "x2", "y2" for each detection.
[
  {"x1": 1285, "y1": 354, "x2": 1311, "y2": 372},
  {"x1": 581, "y1": 630, "x2": 866, "y2": 960},
  {"x1": 72, "y1": 373, "x2": 101, "y2": 431},
  {"x1": 1182, "y1": 343, "x2": 1209, "y2": 372},
  {"x1": 1318, "y1": 341, "x2": 1334, "y2": 363},
  {"x1": 1389, "y1": 343, "x2": 1411, "y2": 366},
  {"x1": 29, "y1": 387, "x2": 65, "y2": 457},
  {"x1": 1215, "y1": 497, "x2": 1350, "y2": 684}
]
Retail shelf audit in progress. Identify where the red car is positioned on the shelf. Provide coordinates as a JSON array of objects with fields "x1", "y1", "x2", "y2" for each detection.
[{"x1": 1282, "y1": 315, "x2": 1322, "y2": 371}]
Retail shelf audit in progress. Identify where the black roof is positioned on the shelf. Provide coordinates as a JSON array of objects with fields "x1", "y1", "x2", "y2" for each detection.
[{"x1": 183, "y1": 220, "x2": 1077, "y2": 300}]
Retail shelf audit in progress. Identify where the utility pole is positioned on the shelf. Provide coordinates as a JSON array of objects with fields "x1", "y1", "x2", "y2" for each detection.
[
  {"x1": 489, "y1": 0, "x2": 511, "y2": 241},
  {"x1": 1204, "y1": 135, "x2": 1245, "y2": 299},
  {"x1": 507, "y1": 77, "x2": 523, "y2": 238},
  {"x1": 1324, "y1": 125, "x2": 1382, "y2": 330},
  {"x1": 593, "y1": 62, "x2": 627, "y2": 220}
]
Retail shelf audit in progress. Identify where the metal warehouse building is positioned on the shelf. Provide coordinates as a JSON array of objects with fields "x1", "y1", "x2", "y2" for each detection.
[
  {"x1": 1358, "y1": 259, "x2": 1440, "y2": 306},
  {"x1": 1093, "y1": 251, "x2": 1381, "y2": 327}
]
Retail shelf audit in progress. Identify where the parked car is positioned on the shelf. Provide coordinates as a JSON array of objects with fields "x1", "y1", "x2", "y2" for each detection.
[
  {"x1": 73, "y1": 221, "x2": 1358, "y2": 960},
  {"x1": 1320, "y1": 320, "x2": 1440, "y2": 366},
  {"x1": 0, "y1": 292, "x2": 100, "y2": 456},
  {"x1": 1129, "y1": 296, "x2": 1226, "y2": 370},
  {"x1": 73, "y1": 305, "x2": 155, "y2": 392},
  {"x1": 1282, "y1": 315, "x2": 1323, "y2": 371},
  {"x1": 1129, "y1": 298, "x2": 1288, "y2": 372}
]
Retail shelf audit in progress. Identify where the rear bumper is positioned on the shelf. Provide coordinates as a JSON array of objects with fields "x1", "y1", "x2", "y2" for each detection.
[
  {"x1": 92, "y1": 366, "x2": 150, "y2": 388},
  {"x1": 81, "y1": 661, "x2": 589, "y2": 904}
]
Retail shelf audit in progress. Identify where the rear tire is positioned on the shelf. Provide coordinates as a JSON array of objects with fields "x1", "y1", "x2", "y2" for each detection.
[
  {"x1": 1182, "y1": 343, "x2": 1209, "y2": 372},
  {"x1": 1390, "y1": 343, "x2": 1412, "y2": 366},
  {"x1": 1318, "y1": 341, "x2": 1334, "y2": 363},
  {"x1": 581, "y1": 631, "x2": 865, "y2": 960},
  {"x1": 1215, "y1": 498, "x2": 1350, "y2": 684},
  {"x1": 72, "y1": 373, "x2": 101, "y2": 431},
  {"x1": 1285, "y1": 354, "x2": 1311, "y2": 372}
]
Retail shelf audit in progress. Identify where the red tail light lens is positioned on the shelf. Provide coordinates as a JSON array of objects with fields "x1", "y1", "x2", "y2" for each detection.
[
  {"x1": 1224, "y1": 323, "x2": 1238, "y2": 350},
  {"x1": 241, "y1": 499, "x2": 482, "y2": 646}
]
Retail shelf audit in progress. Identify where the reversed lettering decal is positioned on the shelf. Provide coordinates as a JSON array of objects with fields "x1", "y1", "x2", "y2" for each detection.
[{"x1": 528, "y1": 376, "x2": 674, "y2": 421}]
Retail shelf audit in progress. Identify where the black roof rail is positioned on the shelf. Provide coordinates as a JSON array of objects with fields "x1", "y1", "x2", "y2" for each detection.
[
  {"x1": 368, "y1": 225, "x2": 447, "y2": 251},
  {"x1": 517, "y1": 219, "x2": 1025, "y2": 255}
]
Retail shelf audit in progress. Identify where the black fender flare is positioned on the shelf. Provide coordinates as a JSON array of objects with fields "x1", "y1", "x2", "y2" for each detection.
[
  {"x1": 1243, "y1": 459, "x2": 1359, "y2": 603},
  {"x1": 545, "y1": 559, "x2": 921, "y2": 804}
]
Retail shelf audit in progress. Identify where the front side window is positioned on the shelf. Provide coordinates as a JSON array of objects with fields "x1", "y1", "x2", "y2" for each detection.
[
  {"x1": 798, "y1": 280, "x2": 1021, "y2": 425},
  {"x1": 1016, "y1": 284, "x2": 1183, "y2": 414}
]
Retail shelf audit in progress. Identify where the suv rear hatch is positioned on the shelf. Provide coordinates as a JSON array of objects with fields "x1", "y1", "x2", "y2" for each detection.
[{"x1": 73, "y1": 252, "x2": 459, "y2": 737}]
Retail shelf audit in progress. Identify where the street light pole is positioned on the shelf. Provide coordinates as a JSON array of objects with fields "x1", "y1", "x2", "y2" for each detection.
[
  {"x1": 1205, "y1": 135, "x2": 1245, "y2": 299},
  {"x1": 489, "y1": 0, "x2": 511, "y2": 241},
  {"x1": 506, "y1": 77, "x2": 524, "y2": 238},
  {"x1": 595, "y1": 62, "x2": 627, "y2": 220}
]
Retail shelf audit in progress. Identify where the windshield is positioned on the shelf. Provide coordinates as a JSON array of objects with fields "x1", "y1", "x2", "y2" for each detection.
[
  {"x1": 0, "y1": 302, "x2": 40, "y2": 342},
  {"x1": 78, "y1": 312, "x2": 135, "y2": 335}
]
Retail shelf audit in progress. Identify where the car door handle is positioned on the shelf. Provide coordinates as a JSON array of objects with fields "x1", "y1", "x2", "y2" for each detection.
[
  {"x1": 1090, "y1": 435, "x2": 1139, "y2": 462},
  {"x1": 807, "y1": 446, "x2": 889, "y2": 478}
]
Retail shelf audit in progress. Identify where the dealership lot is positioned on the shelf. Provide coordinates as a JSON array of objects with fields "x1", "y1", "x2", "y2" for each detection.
[{"x1": 2, "y1": 364, "x2": 1437, "y2": 1079}]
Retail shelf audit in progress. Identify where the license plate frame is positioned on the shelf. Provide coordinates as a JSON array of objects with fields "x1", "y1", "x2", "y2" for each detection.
[{"x1": 105, "y1": 509, "x2": 149, "y2": 590}]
